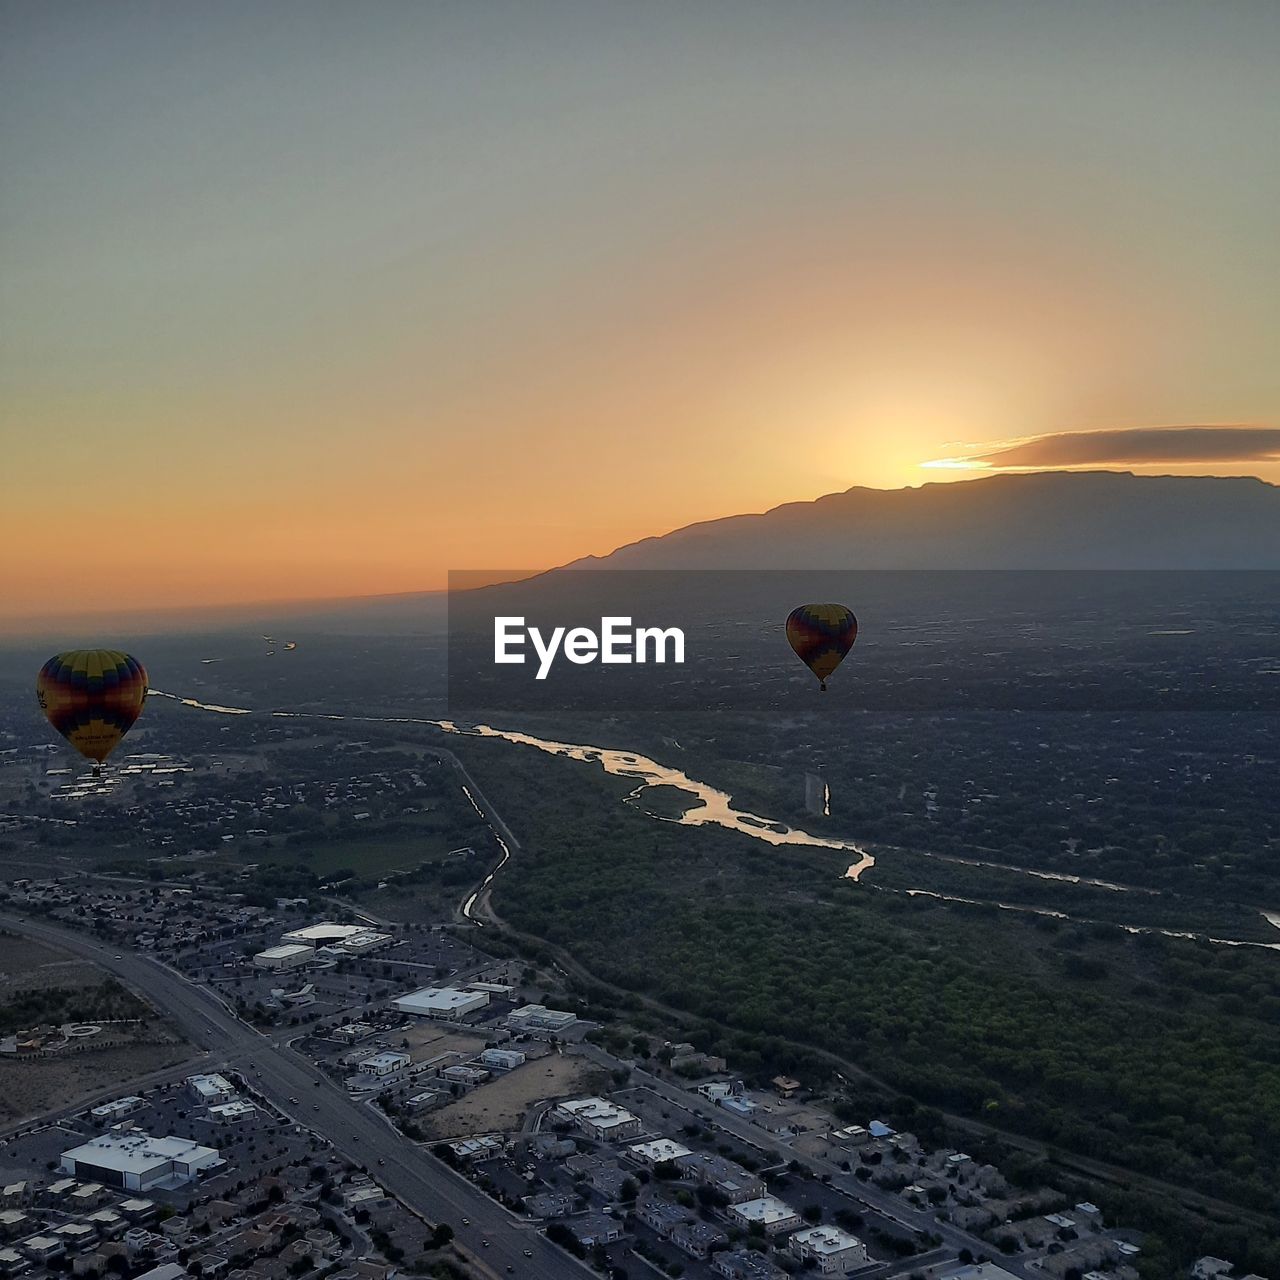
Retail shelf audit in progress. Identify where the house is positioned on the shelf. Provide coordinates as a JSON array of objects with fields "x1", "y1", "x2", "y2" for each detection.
[{"x1": 772, "y1": 1076, "x2": 801, "y2": 1099}]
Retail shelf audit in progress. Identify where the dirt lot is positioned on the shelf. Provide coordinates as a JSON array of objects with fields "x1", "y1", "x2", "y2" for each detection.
[
  {"x1": 0, "y1": 1041, "x2": 192, "y2": 1124},
  {"x1": 399, "y1": 1022, "x2": 491, "y2": 1061},
  {"x1": 424, "y1": 1054, "x2": 598, "y2": 1138},
  {"x1": 0, "y1": 932, "x2": 102, "y2": 994},
  {"x1": 0, "y1": 930, "x2": 195, "y2": 1125}
]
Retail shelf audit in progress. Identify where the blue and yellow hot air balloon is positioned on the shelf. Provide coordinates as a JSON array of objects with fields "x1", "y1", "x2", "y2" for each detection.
[
  {"x1": 36, "y1": 650, "x2": 149, "y2": 773},
  {"x1": 786, "y1": 604, "x2": 858, "y2": 691}
]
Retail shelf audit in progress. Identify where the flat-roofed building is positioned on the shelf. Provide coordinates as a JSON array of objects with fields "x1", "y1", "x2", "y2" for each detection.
[
  {"x1": 207, "y1": 1101, "x2": 257, "y2": 1124},
  {"x1": 187, "y1": 1075, "x2": 236, "y2": 1105},
  {"x1": 359, "y1": 1052, "x2": 410, "y2": 1077},
  {"x1": 788, "y1": 1225, "x2": 868, "y2": 1274},
  {"x1": 90, "y1": 1098, "x2": 144, "y2": 1123},
  {"x1": 392, "y1": 987, "x2": 489, "y2": 1020},
  {"x1": 479, "y1": 1048, "x2": 524, "y2": 1070},
  {"x1": 254, "y1": 944, "x2": 314, "y2": 971},
  {"x1": 628, "y1": 1138, "x2": 692, "y2": 1167},
  {"x1": 713, "y1": 1251, "x2": 787, "y2": 1280},
  {"x1": 675, "y1": 1151, "x2": 764, "y2": 1203},
  {"x1": 61, "y1": 1134, "x2": 222, "y2": 1192},
  {"x1": 728, "y1": 1196, "x2": 802, "y2": 1236},
  {"x1": 281, "y1": 923, "x2": 367, "y2": 946},
  {"x1": 554, "y1": 1097, "x2": 642, "y2": 1142},
  {"x1": 506, "y1": 1004, "x2": 577, "y2": 1035}
]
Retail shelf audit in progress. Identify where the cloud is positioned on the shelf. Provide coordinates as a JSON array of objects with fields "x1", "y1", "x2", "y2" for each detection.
[{"x1": 922, "y1": 425, "x2": 1280, "y2": 471}]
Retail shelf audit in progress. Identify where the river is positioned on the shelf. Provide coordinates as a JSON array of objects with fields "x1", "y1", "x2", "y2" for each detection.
[
  {"x1": 151, "y1": 691, "x2": 1280, "y2": 952},
  {"x1": 150, "y1": 692, "x2": 875, "y2": 879}
]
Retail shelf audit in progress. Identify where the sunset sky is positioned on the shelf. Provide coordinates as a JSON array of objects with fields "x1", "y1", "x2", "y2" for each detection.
[{"x1": 2, "y1": 1, "x2": 1277, "y2": 620}]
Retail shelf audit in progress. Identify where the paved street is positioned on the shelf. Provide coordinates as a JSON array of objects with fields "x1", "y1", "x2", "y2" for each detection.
[{"x1": 0, "y1": 914, "x2": 588, "y2": 1280}]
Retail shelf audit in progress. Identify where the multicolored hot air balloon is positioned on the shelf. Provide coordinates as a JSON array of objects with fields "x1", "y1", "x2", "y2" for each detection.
[
  {"x1": 786, "y1": 604, "x2": 858, "y2": 691},
  {"x1": 36, "y1": 650, "x2": 149, "y2": 773}
]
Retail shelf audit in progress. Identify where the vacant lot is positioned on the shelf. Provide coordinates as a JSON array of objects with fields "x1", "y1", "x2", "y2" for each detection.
[
  {"x1": 399, "y1": 1022, "x2": 491, "y2": 1060},
  {"x1": 424, "y1": 1054, "x2": 598, "y2": 1138},
  {"x1": 0, "y1": 930, "x2": 194, "y2": 1125}
]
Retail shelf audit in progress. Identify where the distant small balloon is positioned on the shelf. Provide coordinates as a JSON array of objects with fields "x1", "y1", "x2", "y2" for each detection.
[
  {"x1": 36, "y1": 650, "x2": 149, "y2": 772},
  {"x1": 786, "y1": 604, "x2": 858, "y2": 691}
]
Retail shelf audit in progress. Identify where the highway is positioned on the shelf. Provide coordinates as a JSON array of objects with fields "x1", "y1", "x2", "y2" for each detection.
[{"x1": 0, "y1": 914, "x2": 588, "y2": 1280}]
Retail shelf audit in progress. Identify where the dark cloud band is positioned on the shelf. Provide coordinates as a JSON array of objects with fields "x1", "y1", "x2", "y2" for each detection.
[{"x1": 931, "y1": 426, "x2": 1280, "y2": 470}]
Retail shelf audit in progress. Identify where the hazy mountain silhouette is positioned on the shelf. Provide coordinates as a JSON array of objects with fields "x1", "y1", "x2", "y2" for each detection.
[{"x1": 566, "y1": 472, "x2": 1280, "y2": 570}]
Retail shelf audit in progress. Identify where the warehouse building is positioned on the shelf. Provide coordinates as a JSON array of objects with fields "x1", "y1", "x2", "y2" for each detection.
[
  {"x1": 60, "y1": 1133, "x2": 222, "y2": 1192},
  {"x1": 253, "y1": 943, "x2": 315, "y2": 971},
  {"x1": 392, "y1": 987, "x2": 489, "y2": 1020}
]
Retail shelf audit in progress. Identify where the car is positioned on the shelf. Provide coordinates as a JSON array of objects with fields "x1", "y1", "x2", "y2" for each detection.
[
  {"x1": 377, "y1": 1158, "x2": 385, "y2": 1166},
  {"x1": 462, "y1": 1219, "x2": 469, "y2": 1226},
  {"x1": 482, "y1": 1240, "x2": 489, "y2": 1248},
  {"x1": 313, "y1": 1105, "x2": 320, "y2": 1112},
  {"x1": 289, "y1": 1097, "x2": 299, "y2": 1105},
  {"x1": 523, "y1": 1250, "x2": 532, "y2": 1258}
]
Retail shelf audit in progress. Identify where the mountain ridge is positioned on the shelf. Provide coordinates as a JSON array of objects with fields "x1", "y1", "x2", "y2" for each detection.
[{"x1": 564, "y1": 471, "x2": 1280, "y2": 571}]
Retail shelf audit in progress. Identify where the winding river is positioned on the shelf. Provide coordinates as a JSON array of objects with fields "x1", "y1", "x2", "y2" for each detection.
[
  {"x1": 150, "y1": 692, "x2": 875, "y2": 879},
  {"x1": 149, "y1": 691, "x2": 1280, "y2": 953}
]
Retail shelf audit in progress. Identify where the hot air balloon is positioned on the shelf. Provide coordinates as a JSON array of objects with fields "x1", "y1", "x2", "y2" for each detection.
[
  {"x1": 786, "y1": 604, "x2": 857, "y2": 691},
  {"x1": 36, "y1": 650, "x2": 149, "y2": 774}
]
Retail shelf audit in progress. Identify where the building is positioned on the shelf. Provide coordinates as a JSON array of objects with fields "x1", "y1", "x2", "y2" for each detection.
[
  {"x1": 61, "y1": 1134, "x2": 222, "y2": 1192},
  {"x1": 253, "y1": 944, "x2": 315, "y2": 971},
  {"x1": 788, "y1": 1225, "x2": 868, "y2": 1274},
  {"x1": 675, "y1": 1151, "x2": 764, "y2": 1203},
  {"x1": 281, "y1": 923, "x2": 367, "y2": 946},
  {"x1": 673, "y1": 1219, "x2": 728, "y2": 1258},
  {"x1": 207, "y1": 1102, "x2": 257, "y2": 1124},
  {"x1": 479, "y1": 1048, "x2": 525, "y2": 1070},
  {"x1": 187, "y1": 1075, "x2": 236, "y2": 1106},
  {"x1": 392, "y1": 987, "x2": 489, "y2": 1020},
  {"x1": 772, "y1": 1075, "x2": 801, "y2": 1098},
  {"x1": 359, "y1": 1052, "x2": 410, "y2": 1077},
  {"x1": 713, "y1": 1251, "x2": 787, "y2": 1280},
  {"x1": 628, "y1": 1138, "x2": 692, "y2": 1167},
  {"x1": 728, "y1": 1196, "x2": 802, "y2": 1235},
  {"x1": 554, "y1": 1097, "x2": 642, "y2": 1142},
  {"x1": 89, "y1": 1098, "x2": 144, "y2": 1123},
  {"x1": 567, "y1": 1214, "x2": 621, "y2": 1249},
  {"x1": 939, "y1": 1266, "x2": 1023, "y2": 1280},
  {"x1": 133, "y1": 1264, "x2": 188, "y2": 1280},
  {"x1": 329, "y1": 929, "x2": 391, "y2": 954},
  {"x1": 506, "y1": 1004, "x2": 577, "y2": 1034},
  {"x1": 440, "y1": 1064, "x2": 489, "y2": 1086}
]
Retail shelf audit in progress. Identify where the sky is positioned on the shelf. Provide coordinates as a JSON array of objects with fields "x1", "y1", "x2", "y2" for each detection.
[{"x1": 2, "y1": 1, "x2": 1277, "y2": 620}]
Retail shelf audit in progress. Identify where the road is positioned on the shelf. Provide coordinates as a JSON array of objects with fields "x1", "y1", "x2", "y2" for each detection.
[{"x1": 0, "y1": 914, "x2": 586, "y2": 1280}]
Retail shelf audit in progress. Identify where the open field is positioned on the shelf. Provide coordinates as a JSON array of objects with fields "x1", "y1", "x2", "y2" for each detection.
[
  {"x1": 423, "y1": 1054, "x2": 598, "y2": 1139},
  {"x1": 0, "y1": 1042, "x2": 192, "y2": 1125},
  {"x1": 400, "y1": 1022, "x2": 491, "y2": 1059},
  {"x1": 0, "y1": 930, "x2": 194, "y2": 1124}
]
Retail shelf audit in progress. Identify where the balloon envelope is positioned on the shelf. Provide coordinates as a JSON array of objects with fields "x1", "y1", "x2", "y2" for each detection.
[
  {"x1": 36, "y1": 650, "x2": 149, "y2": 765},
  {"x1": 786, "y1": 604, "x2": 857, "y2": 690}
]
